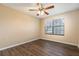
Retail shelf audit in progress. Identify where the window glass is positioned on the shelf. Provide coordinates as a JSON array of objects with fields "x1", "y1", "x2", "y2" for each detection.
[{"x1": 45, "y1": 18, "x2": 64, "y2": 36}]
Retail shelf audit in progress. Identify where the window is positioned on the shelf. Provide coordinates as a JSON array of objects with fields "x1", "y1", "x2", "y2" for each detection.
[{"x1": 45, "y1": 18, "x2": 64, "y2": 36}]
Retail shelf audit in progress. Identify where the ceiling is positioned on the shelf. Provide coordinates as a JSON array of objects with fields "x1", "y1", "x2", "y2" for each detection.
[{"x1": 2, "y1": 3, "x2": 79, "y2": 19}]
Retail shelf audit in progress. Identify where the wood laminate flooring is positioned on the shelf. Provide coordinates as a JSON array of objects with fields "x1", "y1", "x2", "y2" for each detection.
[{"x1": 0, "y1": 39, "x2": 79, "y2": 56}]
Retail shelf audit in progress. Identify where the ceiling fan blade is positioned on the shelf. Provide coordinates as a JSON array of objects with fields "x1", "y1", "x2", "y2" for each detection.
[
  {"x1": 29, "y1": 9, "x2": 38, "y2": 11},
  {"x1": 45, "y1": 5, "x2": 54, "y2": 10},
  {"x1": 37, "y1": 3, "x2": 43, "y2": 9},
  {"x1": 44, "y1": 11, "x2": 49, "y2": 15},
  {"x1": 40, "y1": 3, "x2": 43, "y2": 9}
]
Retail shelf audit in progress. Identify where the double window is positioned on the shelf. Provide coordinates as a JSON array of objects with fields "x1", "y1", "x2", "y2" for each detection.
[{"x1": 45, "y1": 18, "x2": 64, "y2": 36}]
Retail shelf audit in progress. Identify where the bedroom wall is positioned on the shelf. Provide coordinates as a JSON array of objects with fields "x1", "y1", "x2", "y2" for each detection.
[
  {"x1": 41, "y1": 10, "x2": 79, "y2": 46},
  {"x1": 0, "y1": 5, "x2": 40, "y2": 49}
]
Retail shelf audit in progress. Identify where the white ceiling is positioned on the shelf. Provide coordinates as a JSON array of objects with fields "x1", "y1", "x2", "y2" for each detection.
[{"x1": 2, "y1": 3, "x2": 79, "y2": 19}]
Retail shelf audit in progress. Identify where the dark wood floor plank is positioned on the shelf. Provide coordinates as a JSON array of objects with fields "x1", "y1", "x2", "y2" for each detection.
[
  {"x1": 0, "y1": 51, "x2": 3, "y2": 56},
  {"x1": 0, "y1": 39, "x2": 79, "y2": 56},
  {"x1": 1, "y1": 49, "x2": 10, "y2": 56},
  {"x1": 15, "y1": 46, "x2": 28, "y2": 56},
  {"x1": 19, "y1": 46, "x2": 34, "y2": 56}
]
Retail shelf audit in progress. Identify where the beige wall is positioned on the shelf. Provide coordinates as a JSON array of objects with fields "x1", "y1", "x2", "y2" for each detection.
[
  {"x1": 0, "y1": 5, "x2": 40, "y2": 49},
  {"x1": 41, "y1": 10, "x2": 79, "y2": 46}
]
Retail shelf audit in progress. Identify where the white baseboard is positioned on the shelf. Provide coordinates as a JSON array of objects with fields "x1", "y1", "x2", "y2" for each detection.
[
  {"x1": 42, "y1": 38, "x2": 77, "y2": 47},
  {"x1": 0, "y1": 38, "x2": 38, "y2": 51}
]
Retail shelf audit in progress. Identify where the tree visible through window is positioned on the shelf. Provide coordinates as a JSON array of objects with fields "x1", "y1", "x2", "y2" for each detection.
[{"x1": 45, "y1": 18, "x2": 64, "y2": 36}]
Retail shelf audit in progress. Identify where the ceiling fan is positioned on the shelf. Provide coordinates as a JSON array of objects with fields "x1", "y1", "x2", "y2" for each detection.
[{"x1": 28, "y1": 3, "x2": 54, "y2": 16}]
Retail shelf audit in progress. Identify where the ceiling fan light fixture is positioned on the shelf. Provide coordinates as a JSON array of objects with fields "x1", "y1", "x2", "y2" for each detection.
[
  {"x1": 40, "y1": 11, "x2": 44, "y2": 15},
  {"x1": 37, "y1": 11, "x2": 44, "y2": 15}
]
